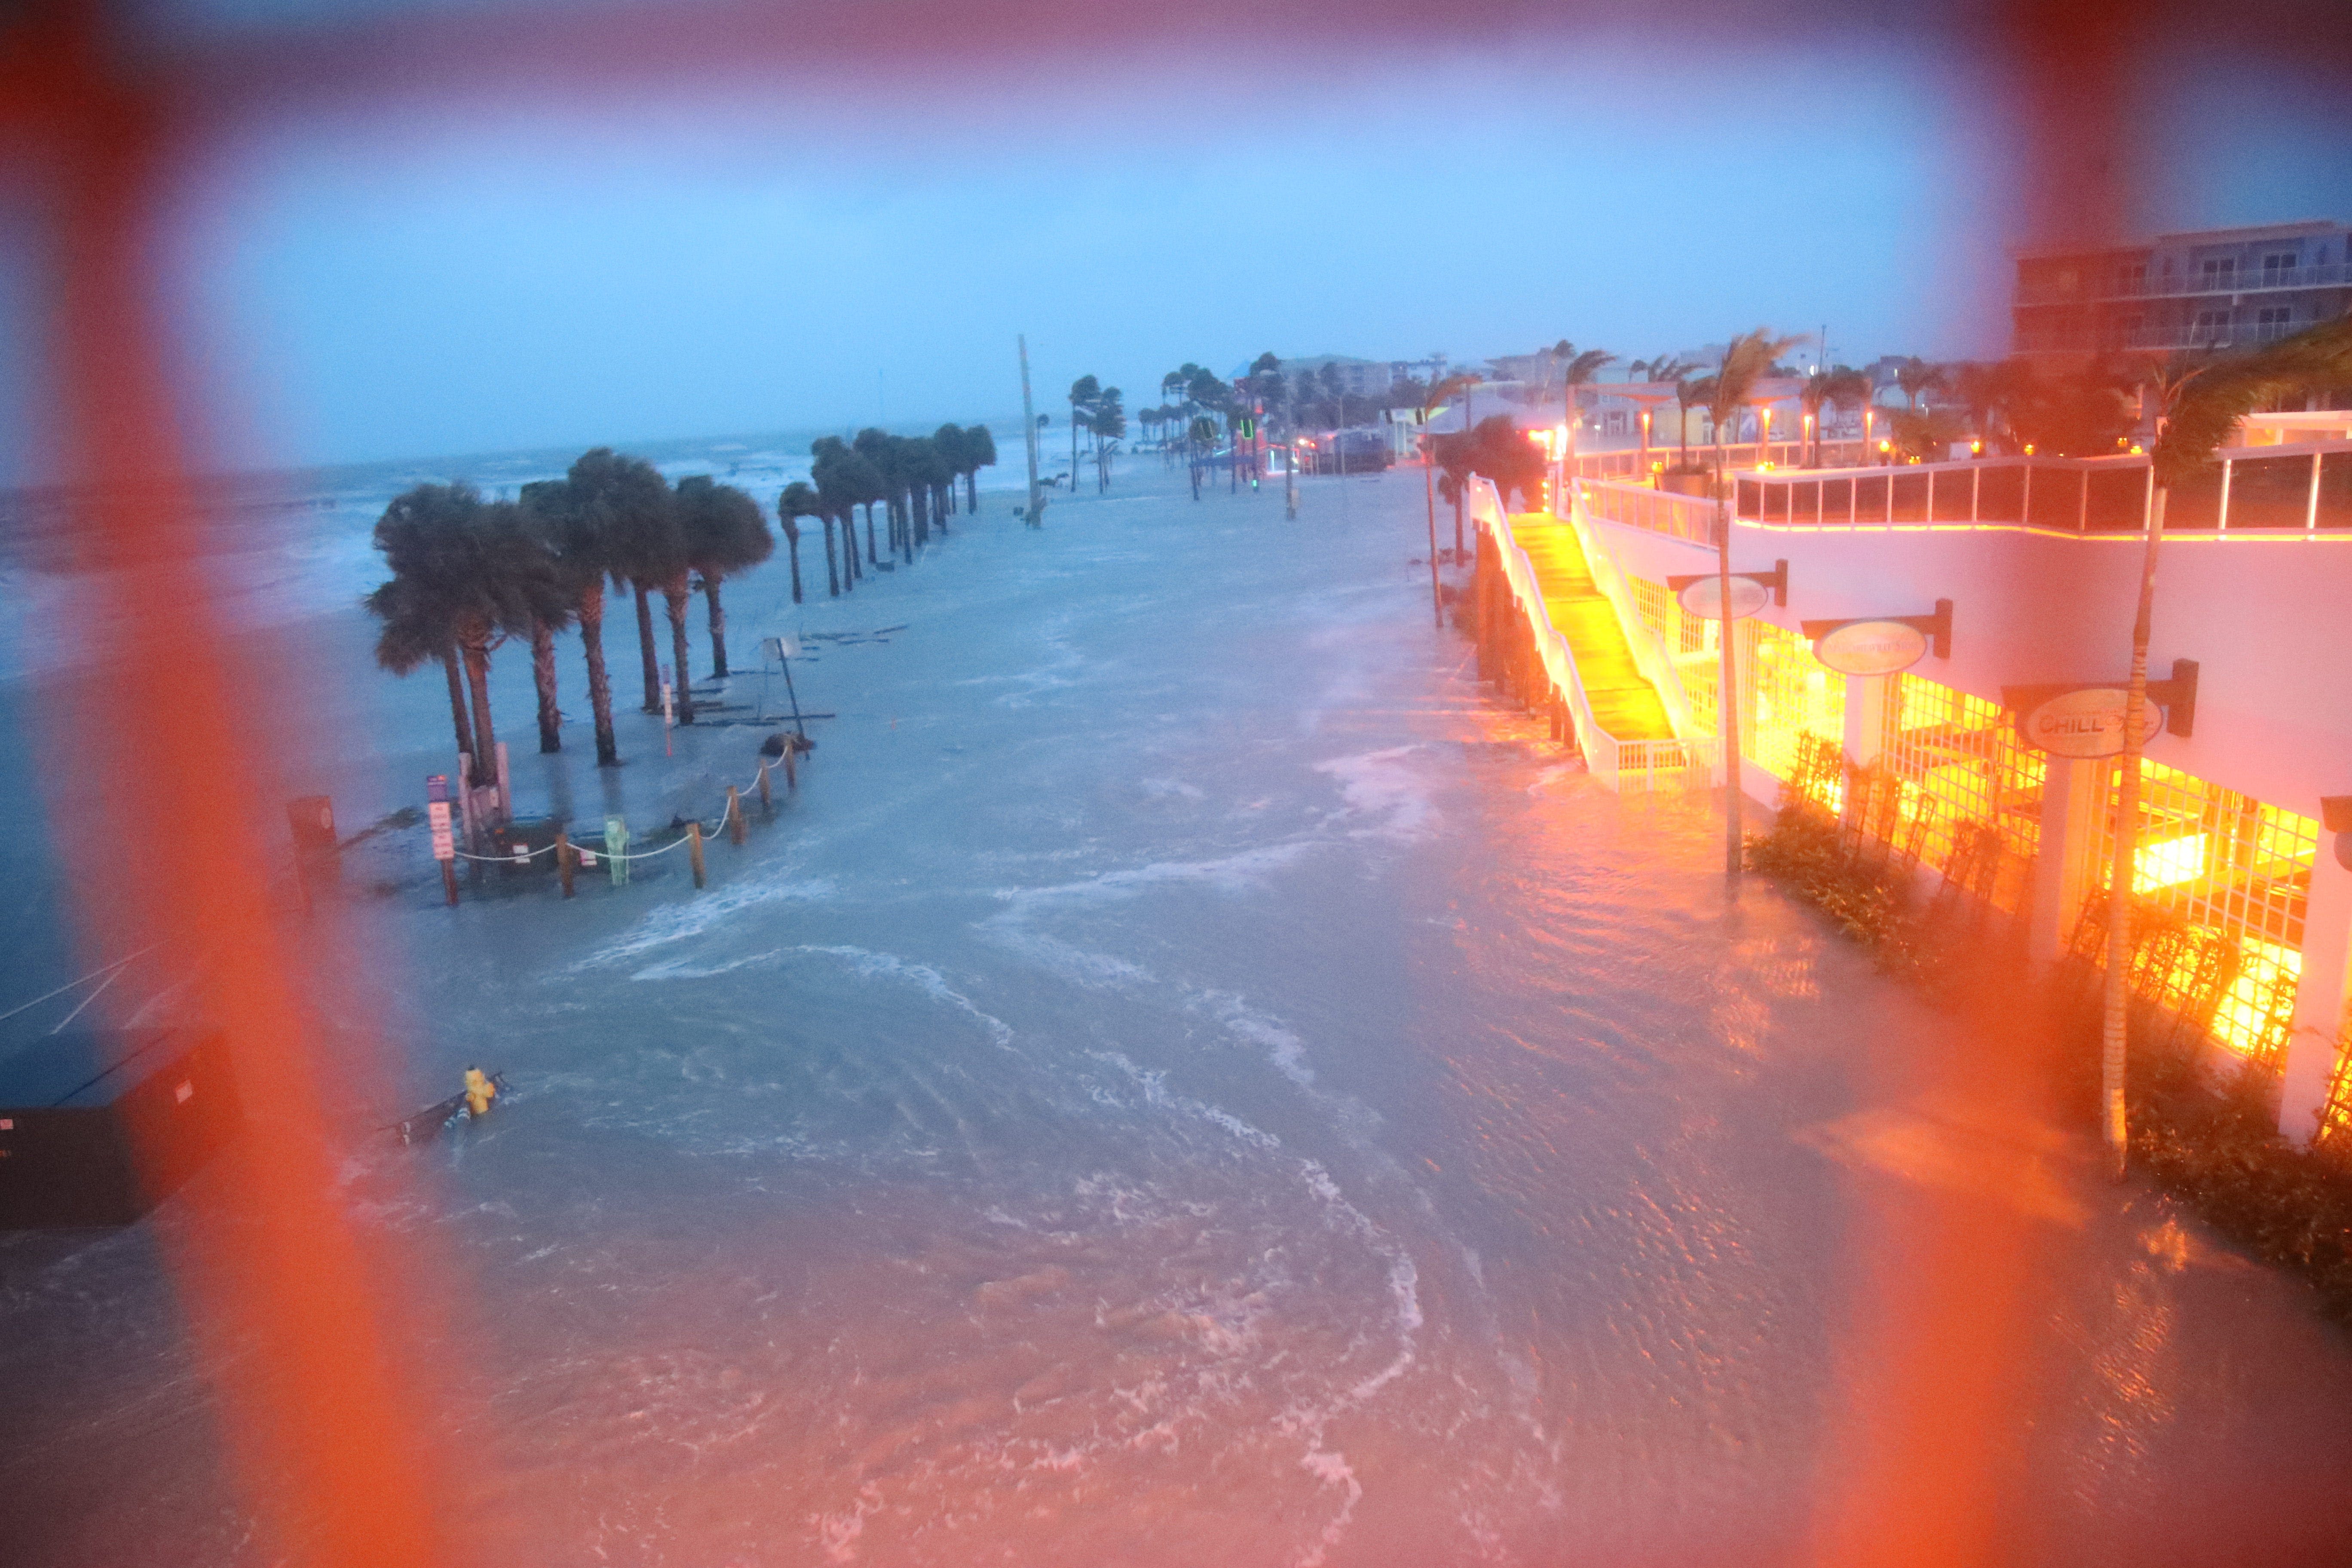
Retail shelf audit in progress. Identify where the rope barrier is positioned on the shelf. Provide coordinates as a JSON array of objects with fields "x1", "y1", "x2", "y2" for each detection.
[{"x1": 435, "y1": 744, "x2": 796, "y2": 880}]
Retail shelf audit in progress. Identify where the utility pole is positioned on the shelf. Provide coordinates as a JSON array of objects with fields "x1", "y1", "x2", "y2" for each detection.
[{"x1": 1019, "y1": 335, "x2": 1044, "y2": 528}]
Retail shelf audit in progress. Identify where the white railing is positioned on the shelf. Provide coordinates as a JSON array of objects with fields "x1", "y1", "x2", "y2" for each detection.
[
  {"x1": 1470, "y1": 477, "x2": 1715, "y2": 793},
  {"x1": 1571, "y1": 475, "x2": 1716, "y2": 543},
  {"x1": 1730, "y1": 437, "x2": 2352, "y2": 536},
  {"x1": 2016, "y1": 260, "x2": 2352, "y2": 306},
  {"x1": 1572, "y1": 438, "x2": 1868, "y2": 481}
]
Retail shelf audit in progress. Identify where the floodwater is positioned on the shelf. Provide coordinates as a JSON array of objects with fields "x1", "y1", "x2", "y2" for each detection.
[{"x1": 4, "y1": 455, "x2": 2352, "y2": 1566}]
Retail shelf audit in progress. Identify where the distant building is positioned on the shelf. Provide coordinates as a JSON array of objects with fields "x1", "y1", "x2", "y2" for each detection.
[
  {"x1": 2011, "y1": 219, "x2": 2352, "y2": 358},
  {"x1": 1245, "y1": 353, "x2": 1451, "y2": 399}
]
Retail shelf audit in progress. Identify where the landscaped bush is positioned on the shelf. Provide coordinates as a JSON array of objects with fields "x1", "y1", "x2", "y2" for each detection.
[{"x1": 1748, "y1": 787, "x2": 2352, "y2": 1327}]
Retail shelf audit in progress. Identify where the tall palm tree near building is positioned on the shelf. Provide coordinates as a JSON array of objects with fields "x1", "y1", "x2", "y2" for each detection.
[
  {"x1": 1672, "y1": 373, "x2": 1713, "y2": 467},
  {"x1": 1706, "y1": 330, "x2": 1803, "y2": 879},
  {"x1": 1801, "y1": 367, "x2": 1873, "y2": 466},
  {"x1": 1893, "y1": 356, "x2": 1946, "y2": 412},
  {"x1": 1560, "y1": 348, "x2": 1616, "y2": 430},
  {"x1": 675, "y1": 475, "x2": 771, "y2": 679},
  {"x1": 2095, "y1": 315, "x2": 2352, "y2": 1175},
  {"x1": 777, "y1": 481, "x2": 818, "y2": 603},
  {"x1": 546, "y1": 447, "x2": 663, "y2": 763}
]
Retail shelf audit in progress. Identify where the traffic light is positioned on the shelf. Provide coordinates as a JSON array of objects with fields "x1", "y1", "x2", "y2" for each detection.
[{"x1": 1237, "y1": 415, "x2": 1256, "y2": 440}]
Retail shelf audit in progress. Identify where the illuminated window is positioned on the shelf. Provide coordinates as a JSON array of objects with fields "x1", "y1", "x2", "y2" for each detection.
[
  {"x1": 1875, "y1": 674, "x2": 2045, "y2": 912},
  {"x1": 2085, "y1": 760, "x2": 2319, "y2": 1065}
]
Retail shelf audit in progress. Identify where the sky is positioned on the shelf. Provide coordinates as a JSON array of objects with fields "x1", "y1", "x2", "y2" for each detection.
[{"x1": 5, "y1": 7, "x2": 2351, "y2": 478}]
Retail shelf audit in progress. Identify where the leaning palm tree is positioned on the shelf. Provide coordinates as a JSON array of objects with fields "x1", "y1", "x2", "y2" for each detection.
[
  {"x1": 368, "y1": 483, "x2": 542, "y2": 797},
  {"x1": 584, "y1": 456, "x2": 677, "y2": 713},
  {"x1": 676, "y1": 475, "x2": 771, "y2": 679},
  {"x1": 1705, "y1": 330, "x2": 1804, "y2": 879},
  {"x1": 2095, "y1": 315, "x2": 2352, "y2": 1176},
  {"x1": 364, "y1": 572, "x2": 472, "y2": 761},
  {"x1": 778, "y1": 481, "x2": 820, "y2": 603}
]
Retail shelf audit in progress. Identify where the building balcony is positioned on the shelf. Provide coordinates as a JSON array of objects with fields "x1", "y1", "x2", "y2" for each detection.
[{"x1": 2015, "y1": 260, "x2": 2352, "y2": 307}]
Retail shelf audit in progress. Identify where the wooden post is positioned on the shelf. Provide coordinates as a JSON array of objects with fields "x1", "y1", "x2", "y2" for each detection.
[
  {"x1": 441, "y1": 861, "x2": 459, "y2": 907},
  {"x1": 784, "y1": 745, "x2": 798, "y2": 790},
  {"x1": 757, "y1": 758, "x2": 772, "y2": 811},
  {"x1": 727, "y1": 786, "x2": 747, "y2": 845},
  {"x1": 688, "y1": 821, "x2": 706, "y2": 888},
  {"x1": 555, "y1": 825, "x2": 575, "y2": 898}
]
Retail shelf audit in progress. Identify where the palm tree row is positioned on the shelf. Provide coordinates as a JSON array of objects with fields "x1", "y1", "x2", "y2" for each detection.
[{"x1": 367, "y1": 426, "x2": 998, "y2": 774}]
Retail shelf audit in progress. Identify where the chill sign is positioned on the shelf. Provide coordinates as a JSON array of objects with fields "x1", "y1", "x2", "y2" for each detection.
[
  {"x1": 1812, "y1": 620, "x2": 1929, "y2": 677},
  {"x1": 1675, "y1": 576, "x2": 1770, "y2": 622},
  {"x1": 2020, "y1": 687, "x2": 2162, "y2": 758}
]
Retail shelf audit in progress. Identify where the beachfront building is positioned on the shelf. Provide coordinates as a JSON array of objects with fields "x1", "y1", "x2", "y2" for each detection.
[
  {"x1": 1470, "y1": 413, "x2": 2352, "y2": 1147},
  {"x1": 2012, "y1": 220, "x2": 2352, "y2": 361}
]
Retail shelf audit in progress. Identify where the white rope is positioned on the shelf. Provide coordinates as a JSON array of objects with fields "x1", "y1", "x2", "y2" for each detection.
[{"x1": 0, "y1": 945, "x2": 156, "y2": 1026}]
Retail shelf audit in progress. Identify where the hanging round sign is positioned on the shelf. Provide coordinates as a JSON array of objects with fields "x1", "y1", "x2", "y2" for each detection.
[
  {"x1": 1676, "y1": 575, "x2": 1770, "y2": 622},
  {"x1": 2018, "y1": 686, "x2": 2163, "y2": 758},
  {"x1": 1812, "y1": 619, "x2": 1929, "y2": 676}
]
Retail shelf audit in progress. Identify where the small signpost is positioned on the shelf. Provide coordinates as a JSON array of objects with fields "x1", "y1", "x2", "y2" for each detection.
[
  {"x1": 761, "y1": 635, "x2": 808, "y2": 740},
  {"x1": 1803, "y1": 600, "x2": 1953, "y2": 675},
  {"x1": 426, "y1": 773, "x2": 458, "y2": 906},
  {"x1": 2003, "y1": 660, "x2": 2199, "y2": 759},
  {"x1": 661, "y1": 666, "x2": 675, "y2": 756},
  {"x1": 1666, "y1": 560, "x2": 1787, "y2": 622}
]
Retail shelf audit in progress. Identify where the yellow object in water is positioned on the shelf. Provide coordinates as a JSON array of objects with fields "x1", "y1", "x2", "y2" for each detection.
[{"x1": 463, "y1": 1067, "x2": 497, "y2": 1118}]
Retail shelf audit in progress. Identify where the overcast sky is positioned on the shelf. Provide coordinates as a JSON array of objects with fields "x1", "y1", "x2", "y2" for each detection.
[{"x1": 4, "y1": 17, "x2": 2349, "y2": 477}]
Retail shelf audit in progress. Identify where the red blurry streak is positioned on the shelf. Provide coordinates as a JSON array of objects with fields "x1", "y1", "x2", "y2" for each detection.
[{"x1": 21, "y1": 5, "x2": 453, "y2": 1564}]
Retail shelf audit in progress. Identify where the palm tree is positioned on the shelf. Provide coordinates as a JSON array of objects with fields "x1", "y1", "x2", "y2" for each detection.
[
  {"x1": 1673, "y1": 373, "x2": 1713, "y2": 467},
  {"x1": 961, "y1": 424, "x2": 996, "y2": 509},
  {"x1": 778, "y1": 481, "x2": 819, "y2": 603},
  {"x1": 854, "y1": 428, "x2": 900, "y2": 562},
  {"x1": 1068, "y1": 375, "x2": 1100, "y2": 495},
  {"x1": 367, "y1": 483, "x2": 543, "y2": 795},
  {"x1": 542, "y1": 447, "x2": 659, "y2": 764},
  {"x1": 364, "y1": 572, "x2": 472, "y2": 762},
  {"x1": 584, "y1": 457, "x2": 678, "y2": 714},
  {"x1": 2092, "y1": 316, "x2": 2352, "y2": 1176},
  {"x1": 512, "y1": 481, "x2": 586, "y2": 754},
  {"x1": 1893, "y1": 355, "x2": 1946, "y2": 413},
  {"x1": 675, "y1": 475, "x2": 771, "y2": 679},
  {"x1": 811, "y1": 439, "x2": 864, "y2": 592},
  {"x1": 1801, "y1": 367, "x2": 1873, "y2": 466},
  {"x1": 1560, "y1": 348, "x2": 1616, "y2": 432},
  {"x1": 1706, "y1": 330, "x2": 1804, "y2": 879},
  {"x1": 932, "y1": 425, "x2": 967, "y2": 520}
]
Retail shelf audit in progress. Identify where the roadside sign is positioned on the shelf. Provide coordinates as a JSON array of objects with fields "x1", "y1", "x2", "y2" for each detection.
[
  {"x1": 1813, "y1": 619, "x2": 1930, "y2": 677},
  {"x1": 1676, "y1": 576, "x2": 1770, "y2": 621},
  {"x1": 2018, "y1": 687, "x2": 2163, "y2": 758},
  {"x1": 426, "y1": 800, "x2": 455, "y2": 861}
]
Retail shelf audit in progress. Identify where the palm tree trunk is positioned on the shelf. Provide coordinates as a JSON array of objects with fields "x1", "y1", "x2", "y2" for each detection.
[
  {"x1": 439, "y1": 646, "x2": 475, "y2": 760},
  {"x1": 913, "y1": 484, "x2": 928, "y2": 546},
  {"x1": 704, "y1": 577, "x2": 729, "y2": 678},
  {"x1": 461, "y1": 633, "x2": 498, "y2": 792},
  {"x1": 579, "y1": 583, "x2": 619, "y2": 767},
  {"x1": 822, "y1": 516, "x2": 839, "y2": 597},
  {"x1": 966, "y1": 471, "x2": 978, "y2": 510},
  {"x1": 530, "y1": 616, "x2": 561, "y2": 753},
  {"x1": 864, "y1": 503, "x2": 878, "y2": 566},
  {"x1": 1715, "y1": 458, "x2": 1744, "y2": 879},
  {"x1": 663, "y1": 579, "x2": 696, "y2": 724},
  {"x1": 2100, "y1": 481, "x2": 2167, "y2": 1179},
  {"x1": 787, "y1": 536, "x2": 803, "y2": 604},
  {"x1": 634, "y1": 582, "x2": 660, "y2": 712},
  {"x1": 840, "y1": 510, "x2": 859, "y2": 587}
]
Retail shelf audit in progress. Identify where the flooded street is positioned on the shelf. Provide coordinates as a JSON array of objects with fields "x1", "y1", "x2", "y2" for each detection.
[{"x1": 6, "y1": 459, "x2": 2352, "y2": 1566}]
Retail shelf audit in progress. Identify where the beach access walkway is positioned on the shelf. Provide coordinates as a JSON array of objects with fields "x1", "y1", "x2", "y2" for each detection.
[{"x1": 1504, "y1": 511, "x2": 1674, "y2": 741}]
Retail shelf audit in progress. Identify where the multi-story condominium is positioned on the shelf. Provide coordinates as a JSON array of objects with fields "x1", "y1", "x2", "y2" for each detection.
[{"x1": 2012, "y1": 220, "x2": 2352, "y2": 358}]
